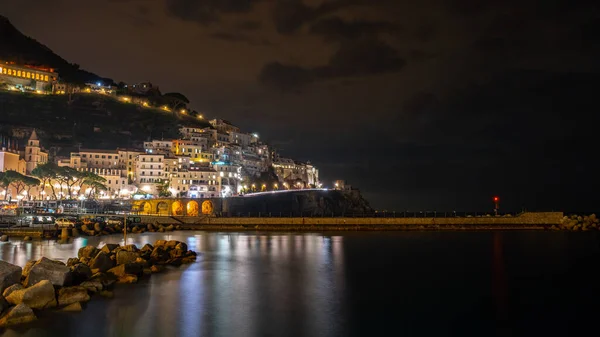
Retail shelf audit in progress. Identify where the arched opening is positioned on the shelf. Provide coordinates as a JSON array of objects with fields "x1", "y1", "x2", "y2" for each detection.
[
  {"x1": 187, "y1": 200, "x2": 199, "y2": 216},
  {"x1": 157, "y1": 201, "x2": 169, "y2": 216},
  {"x1": 201, "y1": 200, "x2": 214, "y2": 215},
  {"x1": 172, "y1": 200, "x2": 184, "y2": 216}
]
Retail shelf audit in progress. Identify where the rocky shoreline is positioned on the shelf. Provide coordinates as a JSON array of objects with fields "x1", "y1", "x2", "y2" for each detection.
[
  {"x1": 551, "y1": 214, "x2": 600, "y2": 231},
  {"x1": 0, "y1": 239, "x2": 197, "y2": 327}
]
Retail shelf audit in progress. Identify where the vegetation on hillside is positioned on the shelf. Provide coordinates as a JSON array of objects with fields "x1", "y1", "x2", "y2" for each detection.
[
  {"x1": 0, "y1": 91, "x2": 210, "y2": 155},
  {"x1": 0, "y1": 15, "x2": 111, "y2": 85}
]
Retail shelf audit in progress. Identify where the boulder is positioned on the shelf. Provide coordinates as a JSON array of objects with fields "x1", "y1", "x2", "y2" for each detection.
[
  {"x1": 90, "y1": 252, "x2": 114, "y2": 272},
  {"x1": 100, "y1": 244, "x2": 119, "y2": 254},
  {"x1": 135, "y1": 257, "x2": 150, "y2": 268},
  {"x1": 78, "y1": 245, "x2": 99, "y2": 259},
  {"x1": 116, "y1": 251, "x2": 140, "y2": 265},
  {"x1": 6, "y1": 280, "x2": 57, "y2": 309},
  {"x1": 182, "y1": 256, "x2": 197, "y2": 264},
  {"x1": 167, "y1": 258, "x2": 182, "y2": 267},
  {"x1": 3, "y1": 284, "x2": 23, "y2": 298},
  {"x1": 147, "y1": 224, "x2": 155, "y2": 231},
  {"x1": 150, "y1": 247, "x2": 169, "y2": 263},
  {"x1": 164, "y1": 225, "x2": 174, "y2": 231},
  {"x1": 170, "y1": 249, "x2": 186, "y2": 259},
  {"x1": 21, "y1": 260, "x2": 36, "y2": 278},
  {"x1": 93, "y1": 223, "x2": 104, "y2": 232},
  {"x1": 0, "y1": 261, "x2": 22, "y2": 293},
  {"x1": 143, "y1": 268, "x2": 152, "y2": 275},
  {"x1": 61, "y1": 302, "x2": 83, "y2": 312},
  {"x1": 66, "y1": 258, "x2": 80, "y2": 267},
  {"x1": 122, "y1": 244, "x2": 139, "y2": 253},
  {"x1": 0, "y1": 303, "x2": 37, "y2": 327},
  {"x1": 117, "y1": 274, "x2": 138, "y2": 284},
  {"x1": 89, "y1": 272, "x2": 117, "y2": 289},
  {"x1": 175, "y1": 242, "x2": 188, "y2": 252},
  {"x1": 0, "y1": 295, "x2": 8, "y2": 314},
  {"x1": 150, "y1": 265, "x2": 164, "y2": 273},
  {"x1": 141, "y1": 244, "x2": 154, "y2": 252},
  {"x1": 23, "y1": 236, "x2": 32, "y2": 241},
  {"x1": 58, "y1": 286, "x2": 90, "y2": 306},
  {"x1": 107, "y1": 263, "x2": 143, "y2": 278},
  {"x1": 158, "y1": 228, "x2": 165, "y2": 233},
  {"x1": 99, "y1": 290, "x2": 114, "y2": 298},
  {"x1": 70, "y1": 263, "x2": 93, "y2": 284},
  {"x1": 80, "y1": 280, "x2": 103, "y2": 293},
  {"x1": 24, "y1": 257, "x2": 72, "y2": 287},
  {"x1": 0, "y1": 235, "x2": 8, "y2": 242},
  {"x1": 154, "y1": 240, "x2": 167, "y2": 247}
]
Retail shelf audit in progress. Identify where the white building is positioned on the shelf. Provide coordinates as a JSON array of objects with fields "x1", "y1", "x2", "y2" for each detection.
[
  {"x1": 135, "y1": 153, "x2": 166, "y2": 194},
  {"x1": 70, "y1": 149, "x2": 121, "y2": 169},
  {"x1": 143, "y1": 140, "x2": 173, "y2": 155},
  {"x1": 169, "y1": 165, "x2": 220, "y2": 198}
]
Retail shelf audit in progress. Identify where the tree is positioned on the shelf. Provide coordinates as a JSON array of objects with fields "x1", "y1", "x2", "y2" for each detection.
[
  {"x1": 31, "y1": 162, "x2": 59, "y2": 199},
  {"x1": 2, "y1": 171, "x2": 40, "y2": 200},
  {"x1": 55, "y1": 167, "x2": 80, "y2": 199},
  {"x1": 156, "y1": 180, "x2": 172, "y2": 197},
  {"x1": 162, "y1": 92, "x2": 190, "y2": 116},
  {"x1": 87, "y1": 181, "x2": 107, "y2": 199}
]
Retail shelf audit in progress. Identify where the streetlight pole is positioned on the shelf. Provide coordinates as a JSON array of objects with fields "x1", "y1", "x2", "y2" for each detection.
[{"x1": 123, "y1": 211, "x2": 127, "y2": 243}]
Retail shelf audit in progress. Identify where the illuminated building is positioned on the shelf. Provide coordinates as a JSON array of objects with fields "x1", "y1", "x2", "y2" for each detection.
[{"x1": 0, "y1": 61, "x2": 58, "y2": 91}]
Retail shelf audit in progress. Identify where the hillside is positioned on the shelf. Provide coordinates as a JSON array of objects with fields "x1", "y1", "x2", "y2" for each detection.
[
  {"x1": 0, "y1": 15, "x2": 111, "y2": 85},
  {"x1": 0, "y1": 91, "x2": 210, "y2": 155}
]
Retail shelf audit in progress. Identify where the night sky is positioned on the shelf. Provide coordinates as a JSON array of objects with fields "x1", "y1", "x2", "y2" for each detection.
[{"x1": 3, "y1": 0, "x2": 600, "y2": 212}]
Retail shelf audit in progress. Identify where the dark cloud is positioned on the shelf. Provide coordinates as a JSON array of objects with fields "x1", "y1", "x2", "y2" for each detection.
[
  {"x1": 166, "y1": 0, "x2": 258, "y2": 25},
  {"x1": 260, "y1": 39, "x2": 405, "y2": 90},
  {"x1": 272, "y1": 0, "x2": 356, "y2": 34},
  {"x1": 258, "y1": 62, "x2": 315, "y2": 91},
  {"x1": 235, "y1": 20, "x2": 261, "y2": 31},
  {"x1": 309, "y1": 17, "x2": 400, "y2": 41},
  {"x1": 210, "y1": 31, "x2": 274, "y2": 46}
]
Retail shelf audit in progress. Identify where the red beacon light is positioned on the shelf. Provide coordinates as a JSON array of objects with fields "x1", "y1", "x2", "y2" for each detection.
[{"x1": 493, "y1": 196, "x2": 499, "y2": 202}]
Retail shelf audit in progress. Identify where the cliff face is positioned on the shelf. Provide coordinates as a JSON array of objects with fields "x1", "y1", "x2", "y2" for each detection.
[{"x1": 222, "y1": 190, "x2": 374, "y2": 216}]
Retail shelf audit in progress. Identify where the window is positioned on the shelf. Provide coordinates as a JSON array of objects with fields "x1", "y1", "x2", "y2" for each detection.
[
  {"x1": 108, "y1": 155, "x2": 112, "y2": 159},
  {"x1": 44, "y1": 75, "x2": 49, "y2": 81},
  {"x1": 101, "y1": 155, "x2": 106, "y2": 159},
  {"x1": 17, "y1": 70, "x2": 21, "y2": 77},
  {"x1": 95, "y1": 155, "x2": 99, "y2": 158},
  {"x1": 108, "y1": 180, "x2": 112, "y2": 184},
  {"x1": 26, "y1": 72, "x2": 31, "y2": 78},
  {"x1": 82, "y1": 154, "x2": 87, "y2": 158}
]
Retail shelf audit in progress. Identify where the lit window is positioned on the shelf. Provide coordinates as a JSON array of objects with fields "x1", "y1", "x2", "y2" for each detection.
[
  {"x1": 44, "y1": 75, "x2": 49, "y2": 81},
  {"x1": 35, "y1": 74, "x2": 39, "y2": 80},
  {"x1": 17, "y1": 70, "x2": 21, "y2": 77},
  {"x1": 26, "y1": 72, "x2": 31, "y2": 78}
]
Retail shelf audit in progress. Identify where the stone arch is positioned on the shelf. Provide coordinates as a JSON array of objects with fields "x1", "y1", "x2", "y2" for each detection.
[
  {"x1": 157, "y1": 201, "x2": 169, "y2": 216},
  {"x1": 141, "y1": 201, "x2": 152, "y2": 215},
  {"x1": 187, "y1": 200, "x2": 199, "y2": 217},
  {"x1": 201, "y1": 200, "x2": 214, "y2": 215},
  {"x1": 172, "y1": 200, "x2": 184, "y2": 216}
]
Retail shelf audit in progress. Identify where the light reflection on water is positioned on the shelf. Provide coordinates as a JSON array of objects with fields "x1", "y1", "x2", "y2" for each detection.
[{"x1": 0, "y1": 232, "x2": 346, "y2": 337}]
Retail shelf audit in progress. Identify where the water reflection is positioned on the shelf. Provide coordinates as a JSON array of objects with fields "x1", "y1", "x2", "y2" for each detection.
[{"x1": 0, "y1": 232, "x2": 346, "y2": 337}]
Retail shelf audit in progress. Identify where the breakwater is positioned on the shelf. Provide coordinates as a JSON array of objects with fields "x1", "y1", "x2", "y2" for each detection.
[{"x1": 0, "y1": 239, "x2": 197, "y2": 327}]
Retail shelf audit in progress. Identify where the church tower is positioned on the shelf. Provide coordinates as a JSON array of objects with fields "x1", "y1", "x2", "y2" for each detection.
[{"x1": 25, "y1": 129, "x2": 47, "y2": 174}]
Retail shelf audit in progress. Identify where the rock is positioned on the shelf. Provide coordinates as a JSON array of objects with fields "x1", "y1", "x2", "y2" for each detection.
[
  {"x1": 107, "y1": 263, "x2": 143, "y2": 278},
  {"x1": 150, "y1": 265, "x2": 164, "y2": 273},
  {"x1": 93, "y1": 223, "x2": 104, "y2": 232},
  {"x1": 78, "y1": 245, "x2": 99, "y2": 259},
  {"x1": 167, "y1": 258, "x2": 182, "y2": 267},
  {"x1": 147, "y1": 224, "x2": 155, "y2": 231},
  {"x1": 99, "y1": 290, "x2": 114, "y2": 298},
  {"x1": 164, "y1": 225, "x2": 174, "y2": 231},
  {"x1": 100, "y1": 244, "x2": 119, "y2": 254},
  {"x1": 154, "y1": 240, "x2": 167, "y2": 247},
  {"x1": 89, "y1": 273, "x2": 117, "y2": 289},
  {"x1": 150, "y1": 247, "x2": 169, "y2": 263},
  {"x1": 57, "y1": 286, "x2": 90, "y2": 306},
  {"x1": 0, "y1": 303, "x2": 37, "y2": 327},
  {"x1": 80, "y1": 280, "x2": 103, "y2": 293},
  {"x1": 170, "y1": 249, "x2": 186, "y2": 259},
  {"x1": 158, "y1": 228, "x2": 165, "y2": 233},
  {"x1": 66, "y1": 258, "x2": 80, "y2": 267},
  {"x1": 2, "y1": 284, "x2": 23, "y2": 298},
  {"x1": 24, "y1": 257, "x2": 72, "y2": 287},
  {"x1": 0, "y1": 235, "x2": 8, "y2": 242},
  {"x1": 116, "y1": 251, "x2": 140, "y2": 265},
  {"x1": 0, "y1": 261, "x2": 22, "y2": 293},
  {"x1": 143, "y1": 268, "x2": 152, "y2": 275},
  {"x1": 23, "y1": 236, "x2": 32, "y2": 241},
  {"x1": 6, "y1": 280, "x2": 57, "y2": 309},
  {"x1": 122, "y1": 244, "x2": 139, "y2": 252},
  {"x1": 135, "y1": 257, "x2": 150, "y2": 268},
  {"x1": 22, "y1": 260, "x2": 36, "y2": 278},
  {"x1": 70, "y1": 263, "x2": 93, "y2": 284},
  {"x1": 61, "y1": 302, "x2": 83, "y2": 312},
  {"x1": 117, "y1": 274, "x2": 138, "y2": 284},
  {"x1": 182, "y1": 256, "x2": 196, "y2": 264},
  {"x1": 141, "y1": 244, "x2": 154, "y2": 252},
  {"x1": 175, "y1": 225, "x2": 183, "y2": 230},
  {"x1": 0, "y1": 295, "x2": 8, "y2": 314},
  {"x1": 90, "y1": 252, "x2": 114, "y2": 272},
  {"x1": 175, "y1": 242, "x2": 188, "y2": 252}
]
